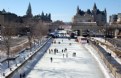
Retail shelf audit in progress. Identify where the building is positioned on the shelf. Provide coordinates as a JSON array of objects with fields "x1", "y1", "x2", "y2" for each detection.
[
  {"x1": 109, "y1": 14, "x2": 118, "y2": 24},
  {"x1": 109, "y1": 13, "x2": 121, "y2": 25},
  {"x1": 73, "y1": 3, "x2": 107, "y2": 26},
  {"x1": 0, "y1": 3, "x2": 52, "y2": 25},
  {"x1": 0, "y1": 3, "x2": 52, "y2": 36},
  {"x1": 117, "y1": 13, "x2": 121, "y2": 23},
  {"x1": 72, "y1": 3, "x2": 107, "y2": 36}
]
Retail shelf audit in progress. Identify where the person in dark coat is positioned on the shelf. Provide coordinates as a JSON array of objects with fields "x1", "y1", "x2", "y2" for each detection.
[
  {"x1": 20, "y1": 73, "x2": 22, "y2": 78},
  {"x1": 50, "y1": 57, "x2": 53, "y2": 62},
  {"x1": 23, "y1": 72, "x2": 25, "y2": 78}
]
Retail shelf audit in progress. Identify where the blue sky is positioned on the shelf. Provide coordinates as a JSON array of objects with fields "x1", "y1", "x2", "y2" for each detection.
[{"x1": 0, "y1": 0, "x2": 121, "y2": 22}]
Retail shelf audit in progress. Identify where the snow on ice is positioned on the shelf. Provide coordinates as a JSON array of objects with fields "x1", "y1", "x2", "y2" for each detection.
[{"x1": 26, "y1": 38, "x2": 105, "y2": 78}]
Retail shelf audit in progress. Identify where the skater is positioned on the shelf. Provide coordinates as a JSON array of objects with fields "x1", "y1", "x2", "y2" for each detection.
[
  {"x1": 23, "y1": 72, "x2": 25, "y2": 78},
  {"x1": 51, "y1": 49, "x2": 53, "y2": 53},
  {"x1": 66, "y1": 53, "x2": 68, "y2": 58},
  {"x1": 56, "y1": 49, "x2": 58, "y2": 53},
  {"x1": 54, "y1": 49, "x2": 56, "y2": 54},
  {"x1": 58, "y1": 42, "x2": 60, "y2": 44},
  {"x1": 20, "y1": 73, "x2": 22, "y2": 78},
  {"x1": 73, "y1": 52, "x2": 76, "y2": 57},
  {"x1": 62, "y1": 49, "x2": 63, "y2": 53},
  {"x1": 49, "y1": 49, "x2": 51, "y2": 54},
  {"x1": 54, "y1": 40, "x2": 56, "y2": 44},
  {"x1": 50, "y1": 57, "x2": 53, "y2": 62},
  {"x1": 64, "y1": 48, "x2": 67, "y2": 52},
  {"x1": 69, "y1": 43, "x2": 71, "y2": 45},
  {"x1": 63, "y1": 54, "x2": 65, "y2": 58},
  {"x1": 54, "y1": 48, "x2": 56, "y2": 52}
]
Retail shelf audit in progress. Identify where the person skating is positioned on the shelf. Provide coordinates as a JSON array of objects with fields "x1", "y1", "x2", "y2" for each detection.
[
  {"x1": 62, "y1": 49, "x2": 63, "y2": 53},
  {"x1": 50, "y1": 57, "x2": 53, "y2": 62},
  {"x1": 56, "y1": 49, "x2": 58, "y2": 53},
  {"x1": 49, "y1": 49, "x2": 51, "y2": 54},
  {"x1": 22, "y1": 72, "x2": 25, "y2": 78},
  {"x1": 20, "y1": 73, "x2": 22, "y2": 78},
  {"x1": 69, "y1": 43, "x2": 71, "y2": 45},
  {"x1": 73, "y1": 52, "x2": 76, "y2": 57},
  {"x1": 63, "y1": 54, "x2": 65, "y2": 58},
  {"x1": 51, "y1": 49, "x2": 53, "y2": 53},
  {"x1": 66, "y1": 53, "x2": 68, "y2": 58},
  {"x1": 64, "y1": 48, "x2": 67, "y2": 52}
]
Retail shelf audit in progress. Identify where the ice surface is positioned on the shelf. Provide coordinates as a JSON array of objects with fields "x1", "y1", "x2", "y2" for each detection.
[{"x1": 26, "y1": 38, "x2": 105, "y2": 78}]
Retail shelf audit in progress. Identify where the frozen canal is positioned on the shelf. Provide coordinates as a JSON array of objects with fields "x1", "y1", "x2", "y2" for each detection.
[{"x1": 26, "y1": 38, "x2": 105, "y2": 78}]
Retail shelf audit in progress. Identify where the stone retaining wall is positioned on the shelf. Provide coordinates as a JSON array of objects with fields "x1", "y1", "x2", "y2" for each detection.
[{"x1": 89, "y1": 40, "x2": 121, "y2": 78}]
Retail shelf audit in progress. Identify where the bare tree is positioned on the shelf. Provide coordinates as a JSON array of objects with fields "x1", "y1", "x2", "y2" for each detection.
[
  {"x1": 24, "y1": 18, "x2": 35, "y2": 50},
  {"x1": 33, "y1": 21, "x2": 49, "y2": 44},
  {"x1": 24, "y1": 19, "x2": 50, "y2": 49},
  {"x1": 2, "y1": 22, "x2": 16, "y2": 68}
]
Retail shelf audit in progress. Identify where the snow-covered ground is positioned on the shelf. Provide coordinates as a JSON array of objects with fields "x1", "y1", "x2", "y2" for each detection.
[
  {"x1": 26, "y1": 38, "x2": 105, "y2": 78},
  {"x1": 92, "y1": 37, "x2": 121, "y2": 65},
  {"x1": 11, "y1": 38, "x2": 52, "y2": 78},
  {"x1": 92, "y1": 37, "x2": 113, "y2": 46},
  {"x1": 0, "y1": 37, "x2": 48, "y2": 78}
]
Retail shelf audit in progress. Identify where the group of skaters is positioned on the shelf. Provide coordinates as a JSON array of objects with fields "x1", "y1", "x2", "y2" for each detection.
[
  {"x1": 48, "y1": 48, "x2": 67, "y2": 55},
  {"x1": 52, "y1": 40, "x2": 62, "y2": 44},
  {"x1": 49, "y1": 48, "x2": 68, "y2": 63},
  {"x1": 49, "y1": 39, "x2": 76, "y2": 63},
  {"x1": 49, "y1": 44, "x2": 76, "y2": 63},
  {"x1": 20, "y1": 72, "x2": 25, "y2": 78},
  {"x1": 52, "y1": 39, "x2": 72, "y2": 46}
]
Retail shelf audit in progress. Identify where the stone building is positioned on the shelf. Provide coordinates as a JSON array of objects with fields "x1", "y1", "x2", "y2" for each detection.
[
  {"x1": 110, "y1": 13, "x2": 121, "y2": 24},
  {"x1": 109, "y1": 14, "x2": 118, "y2": 24},
  {"x1": 73, "y1": 3, "x2": 107, "y2": 26},
  {"x1": 117, "y1": 13, "x2": 121, "y2": 23},
  {"x1": 72, "y1": 3, "x2": 107, "y2": 36}
]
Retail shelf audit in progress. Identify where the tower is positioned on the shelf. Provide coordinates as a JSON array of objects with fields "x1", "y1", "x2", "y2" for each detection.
[
  {"x1": 48, "y1": 13, "x2": 51, "y2": 21},
  {"x1": 104, "y1": 8, "x2": 107, "y2": 23},
  {"x1": 76, "y1": 6, "x2": 80, "y2": 15},
  {"x1": 93, "y1": 3, "x2": 97, "y2": 22},
  {"x1": 2, "y1": 9, "x2": 6, "y2": 14},
  {"x1": 93, "y1": 3, "x2": 97, "y2": 11},
  {"x1": 26, "y1": 3, "x2": 33, "y2": 17},
  {"x1": 104, "y1": 8, "x2": 107, "y2": 16}
]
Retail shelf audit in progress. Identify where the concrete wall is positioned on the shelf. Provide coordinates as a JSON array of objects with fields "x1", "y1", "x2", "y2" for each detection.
[{"x1": 89, "y1": 40, "x2": 121, "y2": 78}]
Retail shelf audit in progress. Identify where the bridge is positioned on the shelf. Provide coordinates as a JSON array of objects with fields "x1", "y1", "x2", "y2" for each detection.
[{"x1": 72, "y1": 23, "x2": 121, "y2": 38}]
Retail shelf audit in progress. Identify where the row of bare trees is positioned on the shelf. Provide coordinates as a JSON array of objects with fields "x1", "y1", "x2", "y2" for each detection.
[
  {"x1": 25, "y1": 19, "x2": 49, "y2": 50},
  {"x1": 1, "y1": 20, "x2": 50, "y2": 68}
]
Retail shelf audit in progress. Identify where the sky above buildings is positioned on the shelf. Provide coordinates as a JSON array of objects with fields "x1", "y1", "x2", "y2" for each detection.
[{"x1": 0, "y1": 0, "x2": 121, "y2": 22}]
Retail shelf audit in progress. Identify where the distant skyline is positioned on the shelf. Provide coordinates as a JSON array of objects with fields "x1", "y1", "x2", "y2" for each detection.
[{"x1": 0, "y1": 0, "x2": 121, "y2": 22}]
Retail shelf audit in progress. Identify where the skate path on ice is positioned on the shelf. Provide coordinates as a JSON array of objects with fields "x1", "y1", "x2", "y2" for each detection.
[{"x1": 26, "y1": 39, "x2": 105, "y2": 78}]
